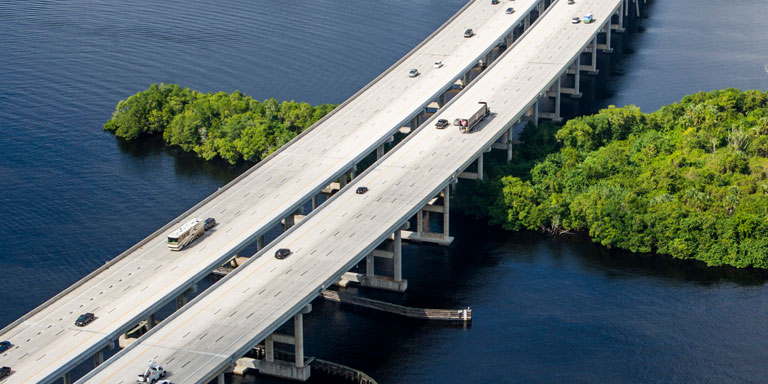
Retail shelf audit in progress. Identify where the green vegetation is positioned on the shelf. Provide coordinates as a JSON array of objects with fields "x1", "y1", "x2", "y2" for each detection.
[
  {"x1": 104, "y1": 83, "x2": 337, "y2": 164},
  {"x1": 488, "y1": 89, "x2": 768, "y2": 268}
]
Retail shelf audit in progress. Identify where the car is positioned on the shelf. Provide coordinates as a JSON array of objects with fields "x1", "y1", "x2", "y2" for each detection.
[
  {"x1": 0, "y1": 341, "x2": 11, "y2": 352},
  {"x1": 568, "y1": 0, "x2": 575, "y2": 4},
  {"x1": 491, "y1": 0, "x2": 499, "y2": 4},
  {"x1": 571, "y1": 16, "x2": 581, "y2": 24},
  {"x1": 157, "y1": 381, "x2": 173, "y2": 384},
  {"x1": 1, "y1": 366, "x2": 10, "y2": 377},
  {"x1": 408, "y1": 68, "x2": 419, "y2": 78},
  {"x1": 464, "y1": 28, "x2": 474, "y2": 38},
  {"x1": 433, "y1": 61, "x2": 443, "y2": 68},
  {"x1": 75, "y1": 312, "x2": 95, "y2": 327},
  {"x1": 275, "y1": 248, "x2": 292, "y2": 260},
  {"x1": 453, "y1": 118, "x2": 462, "y2": 126},
  {"x1": 435, "y1": 119, "x2": 449, "y2": 129},
  {"x1": 505, "y1": 7, "x2": 515, "y2": 14},
  {"x1": 583, "y1": 13, "x2": 594, "y2": 23},
  {"x1": 356, "y1": 186, "x2": 369, "y2": 194},
  {"x1": 204, "y1": 217, "x2": 216, "y2": 230}
]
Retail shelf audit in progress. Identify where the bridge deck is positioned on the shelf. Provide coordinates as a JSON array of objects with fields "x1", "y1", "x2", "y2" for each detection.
[
  {"x1": 78, "y1": 0, "x2": 622, "y2": 382},
  {"x1": 0, "y1": 1, "x2": 544, "y2": 382}
]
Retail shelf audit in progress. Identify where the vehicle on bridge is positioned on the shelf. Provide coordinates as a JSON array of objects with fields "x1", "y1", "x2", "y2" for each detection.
[
  {"x1": 583, "y1": 13, "x2": 595, "y2": 23},
  {"x1": 0, "y1": 341, "x2": 11, "y2": 352},
  {"x1": 464, "y1": 28, "x2": 474, "y2": 38},
  {"x1": 275, "y1": 248, "x2": 292, "y2": 260},
  {"x1": 408, "y1": 68, "x2": 420, "y2": 78},
  {"x1": 1, "y1": 366, "x2": 11, "y2": 378},
  {"x1": 204, "y1": 217, "x2": 217, "y2": 231},
  {"x1": 137, "y1": 359, "x2": 166, "y2": 383},
  {"x1": 458, "y1": 102, "x2": 490, "y2": 134},
  {"x1": 75, "y1": 312, "x2": 95, "y2": 327},
  {"x1": 167, "y1": 218, "x2": 205, "y2": 251},
  {"x1": 435, "y1": 119, "x2": 449, "y2": 129}
]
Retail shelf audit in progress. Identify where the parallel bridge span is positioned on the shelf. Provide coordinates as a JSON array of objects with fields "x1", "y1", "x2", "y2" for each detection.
[
  {"x1": 0, "y1": 0, "x2": 558, "y2": 383},
  {"x1": 78, "y1": 0, "x2": 627, "y2": 382}
]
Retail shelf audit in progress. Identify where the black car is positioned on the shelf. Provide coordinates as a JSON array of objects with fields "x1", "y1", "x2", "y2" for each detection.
[
  {"x1": 275, "y1": 248, "x2": 292, "y2": 260},
  {"x1": 435, "y1": 119, "x2": 449, "y2": 129},
  {"x1": 0, "y1": 341, "x2": 11, "y2": 352},
  {"x1": 491, "y1": 0, "x2": 499, "y2": 4},
  {"x1": 75, "y1": 312, "x2": 95, "y2": 327},
  {"x1": 464, "y1": 28, "x2": 474, "y2": 38},
  {"x1": 204, "y1": 217, "x2": 217, "y2": 230},
  {"x1": 356, "y1": 186, "x2": 369, "y2": 194},
  {"x1": 1, "y1": 366, "x2": 11, "y2": 377}
]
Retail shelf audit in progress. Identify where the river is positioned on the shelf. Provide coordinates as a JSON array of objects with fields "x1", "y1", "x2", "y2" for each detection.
[{"x1": 1, "y1": 0, "x2": 767, "y2": 382}]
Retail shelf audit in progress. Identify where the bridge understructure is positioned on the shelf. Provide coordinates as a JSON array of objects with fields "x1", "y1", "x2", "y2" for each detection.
[
  {"x1": 0, "y1": 1, "x2": 570, "y2": 383},
  {"x1": 74, "y1": 0, "x2": 647, "y2": 383}
]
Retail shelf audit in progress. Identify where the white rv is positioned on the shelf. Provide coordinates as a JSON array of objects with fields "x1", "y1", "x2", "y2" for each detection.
[
  {"x1": 137, "y1": 359, "x2": 166, "y2": 383},
  {"x1": 167, "y1": 218, "x2": 204, "y2": 251}
]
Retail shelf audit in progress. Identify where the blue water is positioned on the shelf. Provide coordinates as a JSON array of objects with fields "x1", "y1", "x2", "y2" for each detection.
[{"x1": 1, "y1": 0, "x2": 767, "y2": 383}]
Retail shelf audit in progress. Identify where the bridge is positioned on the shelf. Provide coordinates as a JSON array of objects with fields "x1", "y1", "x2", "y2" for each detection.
[
  {"x1": 0, "y1": 0, "x2": 567, "y2": 383},
  {"x1": 74, "y1": 0, "x2": 634, "y2": 382}
]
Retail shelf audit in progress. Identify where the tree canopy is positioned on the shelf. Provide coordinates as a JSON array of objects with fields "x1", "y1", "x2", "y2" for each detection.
[
  {"x1": 492, "y1": 89, "x2": 768, "y2": 268},
  {"x1": 104, "y1": 83, "x2": 337, "y2": 164}
]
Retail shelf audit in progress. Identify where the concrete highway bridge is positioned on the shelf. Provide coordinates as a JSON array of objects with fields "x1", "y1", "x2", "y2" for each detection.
[{"x1": 0, "y1": 0, "x2": 646, "y2": 383}]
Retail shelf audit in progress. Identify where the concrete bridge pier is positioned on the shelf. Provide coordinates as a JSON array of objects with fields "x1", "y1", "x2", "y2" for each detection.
[
  {"x1": 491, "y1": 124, "x2": 516, "y2": 162},
  {"x1": 176, "y1": 284, "x2": 197, "y2": 310},
  {"x1": 62, "y1": 372, "x2": 71, "y2": 384},
  {"x1": 561, "y1": 59, "x2": 582, "y2": 99},
  {"x1": 581, "y1": 36, "x2": 599, "y2": 75},
  {"x1": 235, "y1": 305, "x2": 312, "y2": 381},
  {"x1": 597, "y1": 23, "x2": 613, "y2": 53},
  {"x1": 538, "y1": 80, "x2": 562, "y2": 123},
  {"x1": 613, "y1": 1, "x2": 625, "y2": 32},
  {"x1": 357, "y1": 222, "x2": 409, "y2": 292},
  {"x1": 403, "y1": 186, "x2": 454, "y2": 246}
]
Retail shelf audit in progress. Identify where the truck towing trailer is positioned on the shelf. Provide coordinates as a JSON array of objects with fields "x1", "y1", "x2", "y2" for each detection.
[
  {"x1": 167, "y1": 218, "x2": 205, "y2": 251},
  {"x1": 459, "y1": 102, "x2": 490, "y2": 133}
]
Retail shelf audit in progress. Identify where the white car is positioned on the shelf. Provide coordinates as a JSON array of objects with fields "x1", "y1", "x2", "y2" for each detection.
[
  {"x1": 571, "y1": 16, "x2": 581, "y2": 24},
  {"x1": 433, "y1": 61, "x2": 443, "y2": 68},
  {"x1": 408, "y1": 68, "x2": 420, "y2": 77}
]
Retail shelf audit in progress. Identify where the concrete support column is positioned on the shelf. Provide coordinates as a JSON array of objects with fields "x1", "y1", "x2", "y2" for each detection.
[
  {"x1": 94, "y1": 350, "x2": 104, "y2": 367},
  {"x1": 145, "y1": 314, "x2": 155, "y2": 331},
  {"x1": 366, "y1": 253, "x2": 375, "y2": 278},
  {"x1": 507, "y1": 127, "x2": 514, "y2": 162},
  {"x1": 376, "y1": 143, "x2": 385, "y2": 159},
  {"x1": 477, "y1": 152, "x2": 484, "y2": 181},
  {"x1": 62, "y1": 373, "x2": 71, "y2": 384},
  {"x1": 416, "y1": 210, "x2": 424, "y2": 235},
  {"x1": 591, "y1": 35, "x2": 598, "y2": 72},
  {"x1": 294, "y1": 312, "x2": 304, "y2": 368},
  {"x1": 176, "y1": 292, "x2": 188, "y2": 310},
  {"x1": 218, "y1": 373, "x2": 225, "y2": 384},
  {"x1": 624, "y1": 0, "x2": 629, "y2": 16},
  {"x1": 463, "y1": 71, "x2": 471, "y2": 88},
  {"x1": 257, "y1": 235, "x2": 264, "y2": 250},
  {"x1": 533, "y1": 101, "x2": 539, "y2": 125},
  {"x1": 393, "y1": 229, "x2": 403, "y2": 282},
  {"x1": 634, "y1": 0, "x2": 640, "y2": 17},
  {"x1": 554, "y1": 79, "x2": 561, "y2": 119},
  {"x1": 617, "y1": 2, "x2": 625, "y2": 31},
  {"x1": 311, "y1": 195, "x2": 317, "y2": 210},
  {"x1": 265, "y1": 334, "x2": 274, "y2": 363},
  {"x1": 442, "y1": 186, "x2": 450, "y2": 240},
  {"x1": 574, "y1": 59, "x2": 581, "y2": 95},
  {"x1": 339, "y1": 173, "x2": 347, "y2": 189},
  {"x1": 524, "y1": 14, "x2": 530, "y2": 29}
]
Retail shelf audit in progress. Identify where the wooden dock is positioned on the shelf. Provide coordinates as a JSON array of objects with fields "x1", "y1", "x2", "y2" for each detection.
[{"x1": 321, "y1": 290, "x2": 472, "y2": 322}]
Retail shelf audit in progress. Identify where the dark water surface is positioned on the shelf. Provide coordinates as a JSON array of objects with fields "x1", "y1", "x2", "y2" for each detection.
[{"x1": 1, "y1": 0, "x2": 767, "y2": 383}]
